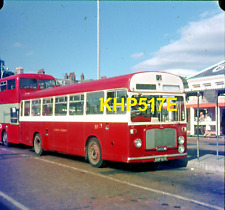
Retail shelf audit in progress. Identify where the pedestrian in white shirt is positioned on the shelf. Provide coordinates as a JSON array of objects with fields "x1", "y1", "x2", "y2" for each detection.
[{"x1": 204, "y1": 114, "x2": 212, "y2": 137}]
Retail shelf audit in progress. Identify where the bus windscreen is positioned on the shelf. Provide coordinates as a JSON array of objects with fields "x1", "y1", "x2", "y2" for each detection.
[{"x1": 131, "y1": 95, "x2": 185, "y2": 122}]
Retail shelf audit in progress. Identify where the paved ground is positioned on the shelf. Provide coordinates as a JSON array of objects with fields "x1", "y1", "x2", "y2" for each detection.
[
  {"x1": 0, "y1": 136, "x2": 224, "y2": 209},
  {"x1": 186, "y1": 135, "x2": 224, "y2": 173}
]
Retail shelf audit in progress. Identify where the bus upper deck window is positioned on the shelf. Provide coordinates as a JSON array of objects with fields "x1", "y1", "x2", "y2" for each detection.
[
  {"x1": 39, "y1": 79, "x2": 56, "y2": 89},
  {"x1": 0, "y1": 81, "x2": 7, "y2": 91},
  {"x1": 7, "y1": 79, "x2": 16, "y2": 90},
  {"x1": 20, "y1": 78, "x2": 37, "y2": 89}
]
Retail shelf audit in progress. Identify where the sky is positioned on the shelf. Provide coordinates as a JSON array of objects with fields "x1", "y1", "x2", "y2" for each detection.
[{"x1": 0, "y1": 0, "x2": 224, "y2": 80}]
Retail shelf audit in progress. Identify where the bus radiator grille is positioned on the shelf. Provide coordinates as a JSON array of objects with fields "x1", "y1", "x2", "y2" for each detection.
[{"x1": 145, "y1": 128, "x2": 177, "y2": 149}]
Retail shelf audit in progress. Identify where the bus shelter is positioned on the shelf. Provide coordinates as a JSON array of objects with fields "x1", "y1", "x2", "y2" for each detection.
[{"x1": 186, "y1": 89, "x2": 225, "y2": 159}]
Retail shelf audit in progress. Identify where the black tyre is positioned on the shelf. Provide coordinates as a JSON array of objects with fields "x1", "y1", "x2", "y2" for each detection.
[
  {"x1": 87, "y1": 138, "x2": 104, "y2": 168},
  {"x1": 33, "y1": 133, "x2": 44, "y2": 156},
  {"x1": 2, "y1": 131, "x2": 10, "y2": 147}
]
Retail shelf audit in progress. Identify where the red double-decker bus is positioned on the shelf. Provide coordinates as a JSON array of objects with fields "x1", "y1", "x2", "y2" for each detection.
[
  {"x1": 0, "y1": 73, "x2": 56, "y2": 146},
  {"x1": 3, "y1": 71, "x2": 187, "y2": 167}
]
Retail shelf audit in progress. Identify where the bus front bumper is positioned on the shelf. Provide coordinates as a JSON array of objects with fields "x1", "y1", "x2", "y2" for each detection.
[{"x1": 127, "y1": 153, "x2": 187, "y2": 163}]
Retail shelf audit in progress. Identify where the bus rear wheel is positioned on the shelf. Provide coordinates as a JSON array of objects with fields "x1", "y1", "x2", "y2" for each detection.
[
  {"x1": 33, "y1": 133, "x2": 44, "y2": 156},
  {"x1": 2, "y1": 131, "x2": 10, "y2": 147},
  {"x1": 87, "y1": 138, "x2": 104, "y2": 168}
]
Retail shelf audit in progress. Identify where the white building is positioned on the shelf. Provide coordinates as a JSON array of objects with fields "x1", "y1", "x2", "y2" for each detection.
[
  {"x1": 15, "y1": 67, "x2": 24, "y2": 74},
  {"x1": 185, "y1": 61, "x2": 225, "y2": 136}
]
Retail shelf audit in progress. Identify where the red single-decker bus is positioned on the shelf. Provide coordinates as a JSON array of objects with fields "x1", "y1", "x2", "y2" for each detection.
[{"x1": 3, "y1": 71, "x2": 187, "y2": 167}]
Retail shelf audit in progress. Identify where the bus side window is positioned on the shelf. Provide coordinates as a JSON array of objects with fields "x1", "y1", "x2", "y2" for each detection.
[
  {"x1": 43, "y1": 98, "x2": 53, "y2": 116},
  {"x1": 69, "y1": 94, "x2": 84, "y2": 115},
  {"x1": 106, "y1": 91, "x2": 115, "y2": 114},
  {"x1": 24, "y1": 101, "x2": 30, "y2": 116},
  {"x1": 55, "y1": 96, "x2": 67, "y2": 116},
  {"x1": 116, "y1": 90, "x2": 127, "y2": 114},
  {"x1": 106, "y1": 89, "x2": 127, "y2": 114},
  {"x1": 86, "y1": 91, "x2": 104, "y2": 115},
  {"x1": 31, "y1": 100, "x2": 41, "y2": 116}
]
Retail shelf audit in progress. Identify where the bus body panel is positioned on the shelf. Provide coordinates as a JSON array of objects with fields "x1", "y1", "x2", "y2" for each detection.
[
  {"x1": 19, "y1": 120, "x2": 130, "y2": 163},
  {"x1": 7, "y1": 124, "x2": 19, "y2": 144},
  {"x1": 101, "y1": 122, "x2": 129, "y2": 162},
  {"x1": 0, "y1": 88, "x2": 19, "y2": 104},
  {"x1": 68, "y1": 122, "x2": 85, "y2": 156},
  {"x1": 19, "y1": 120, "x2": 186, "y2": 164}
]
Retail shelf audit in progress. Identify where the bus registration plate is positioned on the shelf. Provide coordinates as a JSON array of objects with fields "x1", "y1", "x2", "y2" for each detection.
[{"x1": 154, "y1": 157, "x2": 168, "y2": 162}]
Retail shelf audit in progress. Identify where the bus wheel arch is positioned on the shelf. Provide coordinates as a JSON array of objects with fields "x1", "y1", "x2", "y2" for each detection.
[
  {"x1": 85, "y1": 136, "x2": 104, "y2": 168},
  {"x1": 85, "y1": 135, "x2": 96, "y2": 159},
  {"x1": 33, "y1": 132, "x2": 44, "y2": 156}
]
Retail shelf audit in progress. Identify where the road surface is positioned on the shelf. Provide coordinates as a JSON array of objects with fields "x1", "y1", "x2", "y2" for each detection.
[{"x1": 0, "y1": 137, "x2": 224, "y2": 209}]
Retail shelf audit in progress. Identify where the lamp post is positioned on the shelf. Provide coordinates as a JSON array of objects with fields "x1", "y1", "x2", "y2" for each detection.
[
  {"x1": 97, "y1": 0, "x2": 100, "y2": 79},
  {"x1": 0, "y1": 59, "x2": 5, "y2": 79}
]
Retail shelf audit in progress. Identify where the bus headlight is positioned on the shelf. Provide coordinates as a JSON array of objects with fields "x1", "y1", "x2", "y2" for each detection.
[
  {"x1": 178, "y1": 136, "x2": 185, "y2": 144},
  {"x1": 134, "y1": 139, "x2": 142, "y2": 148},
  {"x1": 178, "y1": 145, "x2": 185, "y2": 154}
]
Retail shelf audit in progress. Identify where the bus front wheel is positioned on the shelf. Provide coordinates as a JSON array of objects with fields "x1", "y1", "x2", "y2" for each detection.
[
  {"x1": 2, "y1": 131, "x2": 10, "y2": 147},
  {"x1": 33, "y1": 133, "x2": 44, "y2": 156},
  {"x1": 87, "y1": 138, "x2": 104, "y2": 168}
]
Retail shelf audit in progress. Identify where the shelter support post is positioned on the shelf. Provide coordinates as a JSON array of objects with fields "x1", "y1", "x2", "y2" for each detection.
[{"x1": 197, "y1": 91, "x2": 200, "y2": 160}]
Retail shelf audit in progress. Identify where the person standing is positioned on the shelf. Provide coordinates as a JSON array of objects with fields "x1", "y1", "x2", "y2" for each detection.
[
  {"x1": 204, "y1": 114, "x2": 212, "y2": 137},
  {"x1": 199, "y1": 112, "x2": 205, "y2": 135}
]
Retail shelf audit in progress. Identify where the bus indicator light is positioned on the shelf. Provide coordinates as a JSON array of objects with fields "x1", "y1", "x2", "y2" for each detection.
[{"x1": 130, "y1": 129, "x2": 137, "y2": 134}]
